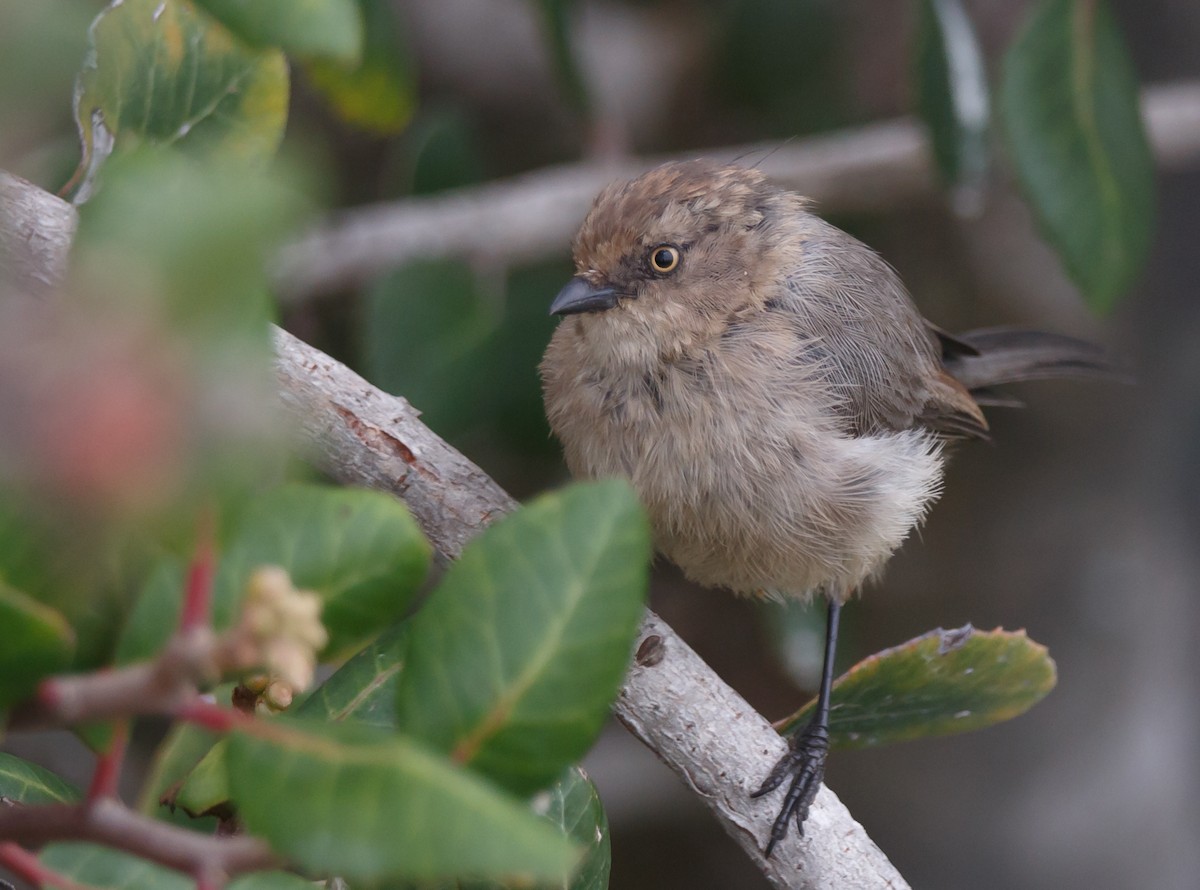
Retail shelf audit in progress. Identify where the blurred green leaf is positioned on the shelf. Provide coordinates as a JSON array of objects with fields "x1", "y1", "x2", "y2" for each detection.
[
  {"x1": 194, "y1": 0, "x2": 362, "y2": 62},
  {"x1": 136, "y1": 722, "x2": 221, "y2": 831},
  {"x1": 388, "y1": 766, "x2": 610, "y2": 890},
  {"x1": 0, "y1": 581, "x2": 74, "y2": 708},
  {"x1": 405, "y1": 108, "x2": 486, "y2": 196},
  {"x1": 760, "y1": 598, "x2": 825, "y2": 692},
  {"x1": 777, "y1": 625, "x2": 1057, "y2": 747},
  {"x1": 296, "y1": 620, "x2": 409, "y2": 727},
  {"x1": 533, "y1": 0, "x2": 589, "y2": 115},
  {"x1": 999, "y1": 0, "x2": 1154, "y2": 311},
  {"x1": 0, "y1": 752, "x2": 81, "y2": 803},
  {"x1": 172, "y1": 737, "x2": 231, "y2": 819},
  {"x1": 363, "y1": 260, "x2": 498, "y2": 437},
  {"x1": 225, "y1": 719, "x2": 579, "y2": 882},
  {"x1": 396, "y1": 481, "x2": 650, "y2": 796},
  {"x1": 72, "y1": 0, "x2": 288, "y2": 190},
  {"x1": 41, "y1": 844, "x2": 312, "y2": 890},
  {"x1": 305, "y1": 0, "x2": 415, "y2": 134},
  {"x1": 914, "y1": 0, "x2": 990, "y2": 215},
  {"x1": 719, "y1": 0, "x2": 845, "y2": 135},
  {"x1": 117, "y1": 484, "x2": 430, "y2": 663}
]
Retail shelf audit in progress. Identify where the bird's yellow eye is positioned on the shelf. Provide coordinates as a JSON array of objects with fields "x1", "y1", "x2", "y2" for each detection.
[{"x1": 649, "y1": 245, "x2": 680, "y2": 274}]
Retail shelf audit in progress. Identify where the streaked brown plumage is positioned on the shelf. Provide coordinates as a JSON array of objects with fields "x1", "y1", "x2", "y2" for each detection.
[{"x1": 539, "y1": 159, "x2": 1112, "y2": 854}]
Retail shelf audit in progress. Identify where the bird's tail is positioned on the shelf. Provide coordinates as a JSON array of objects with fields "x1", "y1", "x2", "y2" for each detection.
[{"x1": 932, "y1": 325, "x2": 1125, "y2": 404}]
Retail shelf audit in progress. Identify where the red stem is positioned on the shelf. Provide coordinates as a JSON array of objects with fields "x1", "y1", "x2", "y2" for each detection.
[
  {"x1": 180, "y1": 508, "x2": 217, "y2": 633},
  {"x1": 86, "y1": 719, "x2": 129, "y2": 802},
  {"x1": 0, "y1": 842, "x2": 93, "y2": 890}
]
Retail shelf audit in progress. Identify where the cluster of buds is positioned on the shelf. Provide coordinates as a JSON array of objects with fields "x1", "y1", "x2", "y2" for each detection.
[{"x1": 223, "y1": 566, "x2": 328, "y2": 713}]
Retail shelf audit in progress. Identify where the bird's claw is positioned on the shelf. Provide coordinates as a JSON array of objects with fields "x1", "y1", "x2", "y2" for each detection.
[{"x1": 751, "y1": 721, "x2": 830, "y2": 858}]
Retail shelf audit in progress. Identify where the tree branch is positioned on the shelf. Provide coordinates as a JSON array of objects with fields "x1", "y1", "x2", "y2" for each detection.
[
  {"x1": 1, "y1": 170, "x2": 912, "y2": 887},
  {"x1": 273, "y1": 79, "x2": 1200, "y2": 303},
  {"x1": 270, "y1": 327, "x2": 909, "y2": 889}
]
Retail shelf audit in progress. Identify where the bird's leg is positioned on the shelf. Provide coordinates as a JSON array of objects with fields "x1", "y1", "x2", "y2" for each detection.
[{"x1": 751, "y1": 597, "x2": 842, "y2": 858}]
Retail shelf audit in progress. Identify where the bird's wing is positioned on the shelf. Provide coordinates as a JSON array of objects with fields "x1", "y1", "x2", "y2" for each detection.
[{"x1": 765, "y1": 222, "x2": 988, "y2": 440}]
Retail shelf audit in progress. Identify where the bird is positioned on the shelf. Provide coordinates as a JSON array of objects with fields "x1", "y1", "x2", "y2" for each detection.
[{"x1": 539, "y1": 159, "x2": 1114, "y2": 857}]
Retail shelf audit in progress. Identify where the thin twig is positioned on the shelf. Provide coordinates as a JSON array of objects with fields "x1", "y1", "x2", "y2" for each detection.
[
  {"x1": 272, "y1": 80, "x2": 1200, "y2": 303},
  {"x1": 0, "y1": 801, "x2": 278, "y2": 881}
]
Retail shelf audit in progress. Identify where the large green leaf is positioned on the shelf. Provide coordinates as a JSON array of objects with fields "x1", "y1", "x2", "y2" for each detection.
[
  {"x1": 305, "y1": 0, "x2": 416, "y2": 134},
  {"x1": 913, "y1": 0, "x2": 990, "y2": 214},
  {"x1": 194, "y1": 0, "x2": 362, "y2": 62},
  {"x1": 776, "y1": 625, "x2": 1057, "y2": 747},
  {"x1": 225, "y1": 719, "x2": 579, "y2": 882},
  {"x1": 216, "y1": 485, "x2": 431, "y2": 656},
  {"x1": 295, "y1": 620, "x2": 409, "y2": 727},
  {"x1": 0, "y1": 753, "x2": 81, "y2": 804},
  {"x1": 388, "y1": 766, "x2": 610, "y2": 890},
  {"x1": 999, "y1": 0, "x2": 1155, "y2": 310},
  {"x1": 73, "y1": 0, "x2": 288, "y2": 187},
  {"x1": 117, "y1": 485, "x2": 431, "y2": 662},
  {"x1": 41, "y1": 844, "x2": 312, "y2": 890},
  {"x1": 396, "y1": 481, "x2": 650, "y2": 796},
  {"x1": 0, "y1": 581, "x2": 74, "y2": 708}
]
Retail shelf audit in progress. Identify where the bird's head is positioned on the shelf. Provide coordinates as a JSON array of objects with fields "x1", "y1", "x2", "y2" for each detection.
[{"x1": 549, "y1": 161, "x2": 808, "y2": 351}]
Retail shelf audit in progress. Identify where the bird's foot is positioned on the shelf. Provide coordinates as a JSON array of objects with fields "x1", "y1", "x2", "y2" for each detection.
[{"x1": 751, "y1": 719, "x2": 830, "y2": 858}]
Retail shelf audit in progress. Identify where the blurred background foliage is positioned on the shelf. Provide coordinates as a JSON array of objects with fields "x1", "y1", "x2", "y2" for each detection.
[{"x1": 3, "y1": 0, "x2": 1199, "y2": 888}]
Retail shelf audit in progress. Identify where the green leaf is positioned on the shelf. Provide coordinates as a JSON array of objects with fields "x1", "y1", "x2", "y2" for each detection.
[
  {"x1": 0, "y1": 582, "x2": 74, "y2": 708},
  {"x1": 533, "y1": 0, "x2": 590, "y2": 114},
  {"x1": 295, "y1": 620, "x2": 409, "y2": 727},
  {"x1": 118, "y1": 485, "x2": 431, "y2": 662},
  {"x1": 388, "y1": 766, "x2": 610, "y2": 890},
  {"x1": 137, "y1": 722, "x2": 221, "y2": 830},
  {"x1": 225, "y1": 719, "x2": 579, "y2": 882},
  {"x1": 396, "y1": 480, "x2": 650, "y2": 795},
  {"x1": 172, "y1": 738, "x2": 231, "y2": 819},
  {"x1": 776, "y1": 625, "x2": 1057, "y2": 747},
  {"x1": 0, "y1": 753, "x2": 81, "y2": 804},
  {"x1": 194, "y1": 0, "x2": 362, "y2": 63},
  {"x1": 536, "y1": 766, "x2": 609, "y2": 890},
  {"x1": 218, "y1": 485, "x2": 431, "y2": 656},
  {"x1": 914, "y1": 0, "x2": 990, "y2": 214},
  {"x1": 72, "y1": 0, "x2": 288, "y2": 189},
  {"x1": 304, "y1": 0, "x2": 416, "y2": 134},
  {"x1": 999, "y1": 0, "x2": 1155, "y2": 310},
  {"x1": 41, "y1": 844, "x2": 312, "y2": 890}
]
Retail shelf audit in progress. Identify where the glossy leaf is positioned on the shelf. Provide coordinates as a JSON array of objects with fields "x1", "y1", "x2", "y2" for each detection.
[
  {"x1": 295, "y1": 620, "x2": 409, "y2": 727},
  {"x1": 117, "y1": 485, "x2": 431, "y2": 662},
  {"x1": 396, "y1": 481, "x2": 650, "y2": 795},
  {"x1": 194, "y1": 0, "x2": 362, "y2": 62},
  {"x1": 913, "y1": 0, "x2": 990, "y2": 215},
  {"x1": 225, "y1": 719, "x2": 579, "y2": 882},
  {"x1": 0, "y1": 752, "x2": 81, "y2": 804},
  {"x1": 777, "y1": 625, "x2": 1057, "y2": 747},
  {"x1": 41, "y1": 844, "x2": 311, "y2": 890},
  {"x1": 0, "y1": 581, "x2": 74, "y2": 708},
  {"x1": 73, "y1": 0, "x2": 288, "y2": 190},
  {"x1": 305, "y1": 0, "x2": 415, "y2": 133},
  {"x1": 536, "y1": 766, "x2": 609, "y2": 890},
  {"x1": 999, "y1": 0, "x2": 1155, "y2": 310}
]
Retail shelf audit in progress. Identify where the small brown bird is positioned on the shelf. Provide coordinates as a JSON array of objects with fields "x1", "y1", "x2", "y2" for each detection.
[{"x1": 540, "y1": 160, "x2": 1111, "y2": 856}]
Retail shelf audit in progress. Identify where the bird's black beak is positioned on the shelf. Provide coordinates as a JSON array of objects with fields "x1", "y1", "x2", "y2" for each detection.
[{"x1": 549, "y1": 276, "x2": 619, "y2": 316}]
